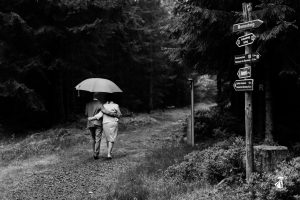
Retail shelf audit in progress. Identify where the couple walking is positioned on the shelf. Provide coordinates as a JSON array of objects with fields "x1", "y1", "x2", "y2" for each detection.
[{"x1": 85, "y1": 93, "x2": 121, "y2": 160}]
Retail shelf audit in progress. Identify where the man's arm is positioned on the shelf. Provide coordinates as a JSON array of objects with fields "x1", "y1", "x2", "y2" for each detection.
[
  {"x1": 115, "y1": 105, "x2": 122, "y2": 118},
  {"x1": 88, "y1": 111, "x2": 103, "y2": 121},
  {"x1": 99, "y1": 104, "x2": 120, "y2": 117}
]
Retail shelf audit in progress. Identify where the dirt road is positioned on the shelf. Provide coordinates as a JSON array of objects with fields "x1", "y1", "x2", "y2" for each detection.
[{"x1": 0, "y1": 106, "x2": 196, "y2": 200}]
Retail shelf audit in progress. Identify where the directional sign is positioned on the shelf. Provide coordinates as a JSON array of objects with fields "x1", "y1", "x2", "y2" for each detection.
[
  {"x1": 233, "y1": 79, "x2": 254, "y2": 91},
  {"x1": 237, "y1": 66, "x2": 251, "y2": 79},
  {"x1": 236, "y1": 33, "x2": 256, "y2": 47},
  {"x1": 233, "y1": 19, "x2": 263, "y2": 32},
  {"x1": 234, "y1": 53, "x2": 260, "y2": 64}
]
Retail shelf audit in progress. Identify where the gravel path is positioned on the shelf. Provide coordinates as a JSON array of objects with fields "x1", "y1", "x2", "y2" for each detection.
[{"x1": 0, "y1": 108, "x2": 190, "y2": 200}]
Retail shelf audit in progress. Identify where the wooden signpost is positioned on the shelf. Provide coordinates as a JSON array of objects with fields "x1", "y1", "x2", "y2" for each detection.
[
  {"x1": 233, "y1": 2, "x2": 263, "y2": 181},
  {"x1": 234, "y1": 53, "x2": 260, "y2": 64},
  {"x1": 233, "y1": 79, "x2": 254, "y2": 91},
  {"x1": 236, "y1": 33, "x2": 256, "y2": 47},
  {"x1": 237, "y1": 67, "x2": 251, "y2": 79},
  {"x1": 233, "y1": 19, "x2": 263, "y2": 32}
]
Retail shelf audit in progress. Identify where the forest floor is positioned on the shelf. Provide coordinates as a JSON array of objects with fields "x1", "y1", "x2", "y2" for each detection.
[{"x1": 0, "y1": 103, "x2": 213, "y2": 200}]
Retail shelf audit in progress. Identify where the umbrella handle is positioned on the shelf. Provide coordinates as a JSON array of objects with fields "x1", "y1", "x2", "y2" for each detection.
[{"x1": 77, "y1": 90, "x2": 80, "y2": 97}]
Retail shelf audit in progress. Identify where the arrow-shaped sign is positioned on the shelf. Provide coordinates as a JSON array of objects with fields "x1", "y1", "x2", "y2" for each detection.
[
  {"x1": 237, "y1": 66, "x2": 251, "y2": 79},
  {"x1": 234, "y1": 53, "x2": 260, "y2": 64},
  {"x1": 233, "y1": 79, "x2": 254, "y2": 91},
  {"x1": 233, "y1": 19, "x2": 264, "y2": 32},
  {"x1": 236, "y1": 33, "x2": 256, "y2": 47}
]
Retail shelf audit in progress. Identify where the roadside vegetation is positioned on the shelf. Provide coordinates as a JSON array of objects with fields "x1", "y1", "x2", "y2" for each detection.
[
  {"x1": 0, "y1": 127, "x2": 88, "y2": 166},
  {"x1": 107, "y1": 106, "x2": 300, "y2": 200},
  {"x1": 0, "y1": 112, "x2": 164, "y2": 167},
  {"x1": 107, "y1": 141, "x2": 300, "y2": 200}
]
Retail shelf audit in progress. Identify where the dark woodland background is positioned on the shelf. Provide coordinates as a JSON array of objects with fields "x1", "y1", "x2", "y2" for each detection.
[{"x1": 0, "y1": 0, "x2": 300, "y2": 146}]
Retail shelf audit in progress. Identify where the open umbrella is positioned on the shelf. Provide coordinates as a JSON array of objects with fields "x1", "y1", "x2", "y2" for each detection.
[{"x1": 75, "y1": 78, "x2": 123, "y2": 93}]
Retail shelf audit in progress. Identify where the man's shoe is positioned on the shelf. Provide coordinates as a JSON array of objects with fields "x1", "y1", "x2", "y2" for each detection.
[{"x1": 93, "y1": 155, "x2": 99, "y2": 160}]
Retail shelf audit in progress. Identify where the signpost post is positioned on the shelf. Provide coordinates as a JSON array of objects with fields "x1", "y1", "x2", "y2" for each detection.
[
  {"x1": 243, "y1": 2, "x2": 254, "y2": 182},
  {"x1": 188, "y1": 78, "x2": 195, "y2": 147},
  {"x1": 232, "y1": 2, "x2": 263, "y2": 182}
]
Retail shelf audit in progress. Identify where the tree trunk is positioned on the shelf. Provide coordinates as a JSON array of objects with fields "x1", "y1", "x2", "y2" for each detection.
[
  {"x1": 265, "y1": 69, "x2": 274, "y2": 144},
  {"x1": 63, "y1": 70, "x2": 75, "y2": 121},
  {"x1": 54, "y1": 70, "x2": 66, "y2": 122},
  {"x1": 217, "y1": 73, "x2": 222, "y2": 104},
  {"x1": 257, "y1": 84, "x2": 265, "y2": 140},
  {"x1": 148, "y1": 69, "x2": 153, "y2": 113}
]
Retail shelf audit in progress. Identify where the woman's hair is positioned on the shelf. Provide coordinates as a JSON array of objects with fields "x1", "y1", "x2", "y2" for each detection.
[
  {"x1": 94, "y1": 93, "x2": 105, "y2": 102},
  {"x1": 106, "y1": 93, "x2": 119, "y2": 103},
  {"x1": 105, "y1": 94, "x2": 113, "y2": 102}
]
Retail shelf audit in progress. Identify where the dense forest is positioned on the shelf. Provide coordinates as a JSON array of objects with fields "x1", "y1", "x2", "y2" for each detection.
[
  {"x1": 166, "y1": 0, "x2": 300, "y2": 145},
  {"x1": 1, "y1": 0, "x2": 300, "y2": 147},
  {"x1": 0, "y1": 0, "x2": 190, "y2": 132}
]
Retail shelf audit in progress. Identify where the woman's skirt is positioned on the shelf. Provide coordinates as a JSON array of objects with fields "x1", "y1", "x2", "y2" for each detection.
[{"x1": 103, "y1": 122, "x2": 118, "y2": 142}]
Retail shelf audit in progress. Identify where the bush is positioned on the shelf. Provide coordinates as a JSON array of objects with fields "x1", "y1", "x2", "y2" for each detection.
[
  {"x1": 0, "y1": 128, "x2": 89, "y2": 165},
  {"x1": 194, "y1": 109, "x2": 216, "y2": 140},
  {"x1": 174, "y1": 156, "x2": 300, "y2": 200},
  {"x1": 106, "y1": 144, "x2": 195, "y2": 200},
  {"x1": 172, "y1": 186, "x2": 251, "y2": 200},
  {"x1": 194, "y1": 75, "x2": 217, "y2": 103},
  {"x1": 164, "y1": 137, "x2": 245, "y2": 185},
  {"x1": 194, "y1": 107, "x2": 244, "y2": 141},
  {"x1": 245, "y1": 157, "x2": 300, "y2": 200}
]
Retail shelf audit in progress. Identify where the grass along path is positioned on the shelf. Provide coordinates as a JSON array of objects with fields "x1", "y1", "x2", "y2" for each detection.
[{"x1": 0, "y1": 106, "x2": 197, "y2": 200}]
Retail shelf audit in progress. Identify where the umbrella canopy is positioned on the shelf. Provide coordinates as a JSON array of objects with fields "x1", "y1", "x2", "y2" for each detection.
[{"x1": 75, "y1": 78, "x2": 123, "y2": 93}]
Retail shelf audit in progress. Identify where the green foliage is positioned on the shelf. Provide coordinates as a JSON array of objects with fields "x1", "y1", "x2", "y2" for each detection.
[
  {"x1": 166, "y1": 0, "x2": 238, "y2": 73},
  {"x1": 106, "y1": 137, "x2": 300, "y2": 200},
  {"x1": 194, "y1": 106, "x2": 244, "y2": 140},
  {"x1": 164, "y1": 137, "x2": 245, "y2": 185},
  {"x1": 214, "y1": 156, "x2": 300, "y2": 200},
  {"x1": 0, "y1": 128, "x2": 89, "y2": 165},
  {"x1": 106, "y1": 144, "x2": 195, "y2": 200},
  {"x1": 194, "y1": 75, "x2": 217, "y2": 103},
  {"x1": 0, "y1": 0, "x2": 190, "y2": 131},
  {"x1": 244, "y1": 157, "x2": 300, "y2": 200},
  {"x1": 0, "y1": 80, "x2": 45, "y2": 112},
  {"x1": 171, "y1": 186, "x2": 250, "y2": 200},
  {"x1": 254, "y1": 1, "x2": 298, "y2": 52},
  {"x1": 137, "y1": 144, "x2": 194, "y2": 176},
  {"x1": 166, "y1": 0, "x2": 300, "y2": 146}
]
